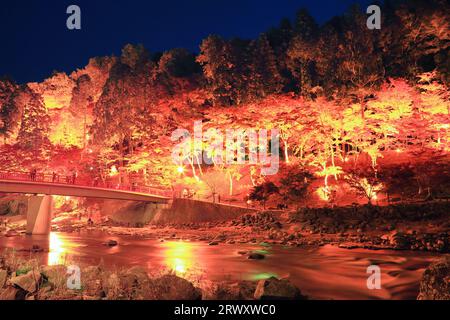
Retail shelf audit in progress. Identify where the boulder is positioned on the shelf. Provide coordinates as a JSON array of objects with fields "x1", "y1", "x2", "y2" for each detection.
[
  {"x1": 0, "y1": 269, "x2": 7, "y2": 288},
  {"x1": 417, "y1": 257, "x2": 450, "y2": 300},
  {"x1": 227, "y1": 281, "x2": 257, "y2": 300},
  {"x1": 150, "y1": 275, "x2": 202, "y2": 300},
  {"x1": 0, "y1": 286, "x2": 27, "y2": 300},
  {"x1": 254, "y1": 277, "x2": 306, "y2": 300},
  {"x1": 41, "y1": 265, "x2": 67, "y2": 288},
  {"x1": 10, "y1": 270, "x2": 42, "y2": 293},
  {"x1": 207, "y1": 281, "x2": 257, "y2": 300}
]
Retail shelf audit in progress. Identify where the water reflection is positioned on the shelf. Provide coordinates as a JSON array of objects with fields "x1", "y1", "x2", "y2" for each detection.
[
  {"x1": 249, "y1": 272, "x2": 279, "y2": 281},
  {"x1": 0, "y1": 232, "x2": 440, "y2": 300},
  {"x1": 162, "y1": 241, "x2": 195, "y2": 274},
  {"x1": 48, "y1": 232, "x2": 81, "y2": 265}
]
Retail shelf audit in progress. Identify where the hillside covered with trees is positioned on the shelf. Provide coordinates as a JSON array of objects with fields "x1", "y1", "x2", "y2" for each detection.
[{"x1": 0, "y1": 0, "x2": 449, "y2": 207}]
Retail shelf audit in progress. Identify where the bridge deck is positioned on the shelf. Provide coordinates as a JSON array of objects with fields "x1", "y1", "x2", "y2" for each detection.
[{"x1": 0, "y1": 179, "x2": 170, "y2": 203}]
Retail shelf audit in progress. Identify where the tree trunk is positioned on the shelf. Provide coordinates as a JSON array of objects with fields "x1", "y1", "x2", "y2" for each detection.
[
  {"x1": 284, "y1": 140, "x2": 290, "y2": 163},
  {"x1": 195, "y1": 154, "x2": 204, "y2": 176},
  {"x1": 189, "y1": 158, "x2": 197, "y2": 179},
  {"x1": 228, "y1": 172, "x2": 233, "y2": 196}
]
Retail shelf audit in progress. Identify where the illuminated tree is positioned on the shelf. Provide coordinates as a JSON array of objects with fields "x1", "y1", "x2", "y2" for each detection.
[
  {"x1": 69, "y1": 74, "x2": 95, "y2": 148},
  {"x1": 17, "y1": 88, "x2": 50, "y2": 151},
  {"x1": 276, "y1": 162, "x2": 315, "y2": 207},
  {"x1": 344, "y1": 165, "x2": 382, "y2": 204},
  {"x1": 0, "y1": 79, "x2": 19, "y2": 143},
  {"x1": 197, "y1": 35, "x2": 250, "y2": 105}
]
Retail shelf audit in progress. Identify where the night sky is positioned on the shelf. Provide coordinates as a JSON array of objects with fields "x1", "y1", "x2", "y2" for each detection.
[{"x1": 1, "y1": 0, "x2": 374, "y2": 83}]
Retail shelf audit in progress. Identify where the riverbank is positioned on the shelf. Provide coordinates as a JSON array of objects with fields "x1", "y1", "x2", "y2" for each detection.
[
  {"x1": 1, "y1": 200, "x2": 448, "y2": 253},
  {"x1": 56, "y1": 200, "x2": 450, "y2": 253}
]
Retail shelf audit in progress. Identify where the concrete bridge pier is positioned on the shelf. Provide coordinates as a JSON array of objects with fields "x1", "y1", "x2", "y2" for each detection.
[{"x1": 26, "y1": 195, "x2": 53, "y2": 235}]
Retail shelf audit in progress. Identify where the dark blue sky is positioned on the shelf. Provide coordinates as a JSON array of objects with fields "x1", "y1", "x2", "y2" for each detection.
[{"x1": 0, "y1": 0, "x2": 374, "y2": 83}]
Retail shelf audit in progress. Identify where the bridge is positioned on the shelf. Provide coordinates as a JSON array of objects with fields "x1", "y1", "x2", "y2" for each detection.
[{"x1": 0, "y1": 171, "x2": 171, "y2": 235}]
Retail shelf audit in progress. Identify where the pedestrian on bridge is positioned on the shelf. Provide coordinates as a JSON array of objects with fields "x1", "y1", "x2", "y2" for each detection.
[{"x1": 30, "y1": 168, "x2": 37, "y2": 181}]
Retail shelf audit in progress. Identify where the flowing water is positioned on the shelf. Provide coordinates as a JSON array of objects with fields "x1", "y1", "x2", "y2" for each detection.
[{"x1": 0, "y1": 231, "x2": 442, "y2": 300}]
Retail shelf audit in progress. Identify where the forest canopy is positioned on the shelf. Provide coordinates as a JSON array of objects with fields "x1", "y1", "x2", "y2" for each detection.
[{"x1": 0, "y1": 0, "x2": 449, "y2": 206}]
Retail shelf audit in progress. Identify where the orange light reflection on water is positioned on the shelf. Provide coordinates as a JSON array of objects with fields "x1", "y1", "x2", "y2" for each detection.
[
  {"x1": 48, "y1": 232, "x2": 77, "y2": 266},
  {"x1": 162, "y1": 241, "x2": 196, "y2": 275}
]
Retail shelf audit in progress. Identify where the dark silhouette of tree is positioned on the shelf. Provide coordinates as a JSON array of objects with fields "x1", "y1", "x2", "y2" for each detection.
[
  {"x1": 286, "y1": 9, "x2": 319, "y2": 95},
  {"x1": 158, "y1": 48, "x2": 201, "y2": 78},
  {"x1": 248, "y1": 34, "x2": 283, "y2": 97},
  {"x1": 121, "y1": 43, "x2": 150, "y2": 70},
  {"x1": 379, "y1": 163, "x2": 418, "y2": 202},
  {"x1": 249, "y1": 181, "x2": 279, "y2": 209},
  {"x1": 277, "y1": 163, "x2": 315, "y2": 207},
  {"x1": 265, "y1": 18, "x2": 295, "y2": 92}
]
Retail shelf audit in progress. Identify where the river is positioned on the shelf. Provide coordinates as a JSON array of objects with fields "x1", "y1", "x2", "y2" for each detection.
[{"x1": 0, "y1": 231, "x2": 441, "y2": 300}]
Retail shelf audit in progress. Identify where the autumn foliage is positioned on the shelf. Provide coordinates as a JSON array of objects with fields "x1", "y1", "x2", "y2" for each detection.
[{"x1": 0, "y1": 0, "x2": 448, "y2": 206}]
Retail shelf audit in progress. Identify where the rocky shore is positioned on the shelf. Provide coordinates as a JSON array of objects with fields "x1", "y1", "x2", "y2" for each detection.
[
  {"x1": 50, "y1": 201, "x2": 448, "y2": 253},
  {"x1": 0, "y1": 252, "x2": 306, "y2": 300},
  {"x1": 2, "y1": 201, "x2": 448, "y2": 254},
  {"x1": 0, "y1": 251, "x2": 448, "y2": 300},
  {"x1": 417, "y1": 256, "x2": 450, "y2": 300}
]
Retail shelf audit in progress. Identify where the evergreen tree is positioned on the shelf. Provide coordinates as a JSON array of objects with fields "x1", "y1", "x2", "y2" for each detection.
[
  {"x1": 197, "y1": 35, "x2": 250, "y2": 105},
  {"x1": 158, "y1": 48, "x2": 201, "y2": 78},
  {"x1": 249, "y1": 34, "x2": 283, "y2": 97},
  {"x1": 0, "y1": 79, "x2": 19, "y2": 142},
  {"x1": 286, "y1": 9, "x2": 319, "y2": 95},
  {"x1": 17, "y1": 87, "x2": 49, "y2": 151}
]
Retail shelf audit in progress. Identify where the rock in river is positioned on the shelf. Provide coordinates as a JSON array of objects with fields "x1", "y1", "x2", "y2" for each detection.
[
  {"x1": 248, "y1": 252, "x2": 265, "y2": 260},
  {"x1": 104, "y1": 239, "x2": 118, "y2": 247}
]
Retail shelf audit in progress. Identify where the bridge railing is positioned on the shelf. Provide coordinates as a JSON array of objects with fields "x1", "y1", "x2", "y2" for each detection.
[{"x1": 0, "y1": 171, "x2": 172, "y2": 198}]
